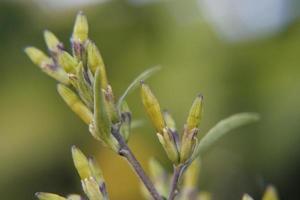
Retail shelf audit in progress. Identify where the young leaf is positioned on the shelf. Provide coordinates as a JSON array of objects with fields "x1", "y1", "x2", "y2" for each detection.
[
  {"x1": 117, "y1": 65, "x2": 161, "y2": 113},
  {"x1": 94, "y1": 68, "x2": 111, "y2": 141},
  {"x1": 191, "y1": 113, "x2": 260, "y2": 160}
]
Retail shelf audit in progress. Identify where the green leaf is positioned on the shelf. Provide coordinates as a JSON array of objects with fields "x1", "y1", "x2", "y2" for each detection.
[
  {"x1": 94, "y1": 68, "x2": 111, "y2": 142},
  {"x1": 117, "y1": 65, "x2": 161, "y2": 113},
  {"x1": 191, "y1": 113, "x2": 260, "y2": 160}
]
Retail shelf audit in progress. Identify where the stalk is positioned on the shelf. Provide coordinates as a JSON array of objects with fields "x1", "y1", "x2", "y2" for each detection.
[
  {"x1": 111, "y1": 126, "x2": 163, "y2": 200},
  {"x1": 168, "y1": 164, "x2": 187, "y2": 200}
]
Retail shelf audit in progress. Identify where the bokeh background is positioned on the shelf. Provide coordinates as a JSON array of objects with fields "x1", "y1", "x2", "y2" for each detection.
[{"x1": 1, "y1": 0, "x2": 300, "y2": 199}]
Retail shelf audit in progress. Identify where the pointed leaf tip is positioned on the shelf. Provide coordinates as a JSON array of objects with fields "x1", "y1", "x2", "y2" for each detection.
[
  {"x1": 117, "y1": 65, "x2": 161, "y2": 113},
  {"x1": 71, "y1": 146, "x2": 92, "y2": 180},
  {"x1": 25, "y1": 46, "x2": 48, "y2": 66},
  {"x1": 191, "y1": 112, "x2": 260, "y2": 160},
  {"x1": 72, "y1": 11, "x2": 88, "y2": 42},
  {"x1": 44, "y1": 30, "x2": 61, "y2": 52}
]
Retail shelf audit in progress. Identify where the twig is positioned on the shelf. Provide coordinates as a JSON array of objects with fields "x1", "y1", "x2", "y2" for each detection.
[
  {"x1": 168, "y1": 164, "x2": 187, "y2": 200},
  {"x1": 112, "y1": 127, "x2": 163, "y2": 200}
]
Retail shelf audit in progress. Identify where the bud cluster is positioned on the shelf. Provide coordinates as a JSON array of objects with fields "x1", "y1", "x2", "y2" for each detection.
[
  {"x1": 26, "y1": 11, "x2": 261, "y2": 200},
  {"x1": 35, "y1": 146, "x2": 108, "y2": 200},
  {"x1": 25, "y1": 12, "x2": 132, "y2": 152},
  {"x1": 141, "y1": 83, "x2": 203, "y2": 164}
]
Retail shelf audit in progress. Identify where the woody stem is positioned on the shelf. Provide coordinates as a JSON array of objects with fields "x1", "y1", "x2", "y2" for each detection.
[
  {"x1": 168, "y1": 164, "x2": 187, "y2": 200},
  {"x1": 112, "y1": 127, "x2": 163, "y2": 200}
]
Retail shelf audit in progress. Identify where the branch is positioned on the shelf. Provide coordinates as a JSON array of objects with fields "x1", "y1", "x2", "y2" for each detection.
[
  {"x1": 112, "y1": 127, "x2": 163, "y2": 200},
  {"x1": 168, "y1": 164, "x2": 187, "y2": 200}
]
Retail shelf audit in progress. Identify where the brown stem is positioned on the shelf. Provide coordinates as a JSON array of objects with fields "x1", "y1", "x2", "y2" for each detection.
[
  {"x1": 168, "y1": 164, "x2": 187, "y2": 200},
  {"x1": 112, "y1": 127, "x2": 163, "y2": 200}
]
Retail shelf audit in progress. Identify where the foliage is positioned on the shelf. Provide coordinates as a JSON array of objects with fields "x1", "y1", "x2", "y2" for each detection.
[{"x1": 25, "y1": 11, "x2": 268, "y2": 200}]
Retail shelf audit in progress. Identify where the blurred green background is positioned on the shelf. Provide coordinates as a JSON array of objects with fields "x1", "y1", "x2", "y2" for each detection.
[{"x1": 1, "y1": 0, "x2": 300, "y2": 199}]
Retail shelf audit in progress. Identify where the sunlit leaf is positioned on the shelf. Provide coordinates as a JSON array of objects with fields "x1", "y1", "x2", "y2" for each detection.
[
  {"x1": 117, "y1": 65, "x2": 161, "y2": 113},
  {"x1": 191, "y1": 113, "x2": 260, "y2": 160}
]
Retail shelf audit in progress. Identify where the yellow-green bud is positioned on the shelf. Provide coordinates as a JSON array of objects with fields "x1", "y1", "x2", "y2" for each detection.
[
  {"x1": 87, "y1": 42, "x2": 107, "y2": 86},
  {"x1": 262, "y1": 186, "x2": 279, "y2": 200},
  {"x1": 44, "y1": 30, "x2": 61, "y2": 53},
  {"x1": 57, "y1": 84, "x2": 93, "y2": 124},
  {"x1": 71, "y1": 146, "x2": 92, "y2": 180},
  {"x1": 35, "y1": 192, "x2": 66, "y2": 200},
  {"x1": 186, "y1": 94, "x2": 203, "y2": 132},
  {"x1": 140, "y1": 83, "x2": 165, "y2": 133},
  {"x1": 82, "y1": 177, "x2": 103, "y2": 200},
  {"x1": 180, "y1": 128, "x2": 198, "y2": 163},
  {"x1": 163, "y1": 110, "x2": 176, "y2": 132},
  {"x1": 25, "y1": 47, "x2": 69, "y2": 84},
  {"x1": 157, "y1": 128, "x2": 179, "y2": 164},
  {"x1": 57, "y1": 51, "x2": 78, "y2": 73},
  {"x1": 25, "y1": 47, "x2": 48, "y2": 66},
  {"x1": 72, "y1": 11, "x2": 88, "y2": 43},
  {"x1": 242, "y1": 194, "x2": 254, "y2": 200}
]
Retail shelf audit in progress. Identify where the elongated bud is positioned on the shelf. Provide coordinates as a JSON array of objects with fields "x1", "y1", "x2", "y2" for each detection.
[
  {"x1": 157, "y1": 128, "x2": 179, "y2": 164},
  {"x1": 35, "y1": 192, "x2": 66, "y2": 200},
  {"x1": 87, "y1": 42, "x2": 107, "y2": 84},
  {"x1": 67, "y1": 195, "x2": 82, "y2": 200},
  {"x1": 25, "y1": 47, "x2": 69, "y2": 84},
  {"x1": 71, "y1": 146, "x2": 92, "y2": 180},
  {"x1": 72, "y1": 11, "x2": 88, "y2": 43},
  {"x1": 94, "y1": 68, "x2": 111, "y2": 142},
  {"x1": 242, "y1": 194, "x2": 254, "y2": 200},
  {"x1": 44, "y1": 30, "x2": 62, "y2": 53},
  {"x1": 82, "y1": 177, "x2": 103, "y2": 200},
  {"x1": 57, "y1": 84, "x2": 93, "y2": 124},
  {"x1": 186, "y1": 94, "x2": 203, "y2": 132},
  {"x1": 180, "y1": 128, "x2": 198, "y2": 163},
  {"x1": 140, "y1": 83, "x2": 165, "y2": 133},
  {"x1": 183, "y1": 158, "x2": 200, "y2": 188},
  {"x1": 25, "y1": 47, "x2": 48, "y2": 66},
  {"x1": 57, "y1": 51, "x2": 78, "y2": 73},
  {"x1": 262, "y1": 185, "x2": 279, "y2": 200},
  {"x1": 163, "y1": 110, "x2": 176, "y2": 132}
]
